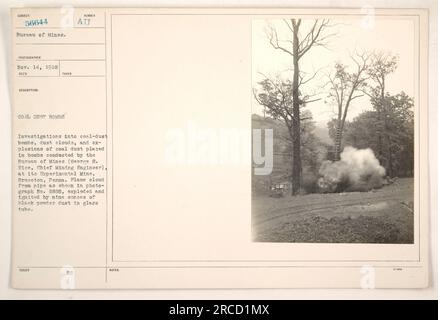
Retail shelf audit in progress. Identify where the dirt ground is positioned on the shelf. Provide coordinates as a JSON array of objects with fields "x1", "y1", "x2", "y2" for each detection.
[{"x1": 252, "y1": 177, "x2": 414, "y2": 243}]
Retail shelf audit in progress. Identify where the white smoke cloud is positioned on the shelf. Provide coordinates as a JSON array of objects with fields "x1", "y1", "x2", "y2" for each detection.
[{"x1": 318, "y1": 146, "x2": 386, "y2": 193}]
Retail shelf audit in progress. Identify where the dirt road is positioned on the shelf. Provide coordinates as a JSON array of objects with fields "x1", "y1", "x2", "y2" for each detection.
[{"x1": 252, "y1": 178, "x2": 414, "y2": 243}]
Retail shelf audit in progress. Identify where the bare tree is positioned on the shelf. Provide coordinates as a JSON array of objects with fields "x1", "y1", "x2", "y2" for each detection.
[
  {"x1": 325, "y1": 51, "x2": 370, "y2": 160},
  {"x1": 263, "y1": 19, "x2": 334, "y2": 195}
]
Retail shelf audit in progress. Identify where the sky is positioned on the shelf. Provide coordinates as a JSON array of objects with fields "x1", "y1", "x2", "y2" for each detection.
[{"x1": 252, "y1": 16, "x2": 416, "y2": 127}]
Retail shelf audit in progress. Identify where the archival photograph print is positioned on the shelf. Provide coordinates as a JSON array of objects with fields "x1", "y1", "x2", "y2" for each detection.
[{"x1": 252, "y1": 16, "x2": 415, "y2": 244}]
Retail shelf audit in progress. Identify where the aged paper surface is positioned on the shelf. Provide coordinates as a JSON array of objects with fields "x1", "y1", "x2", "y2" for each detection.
[{"x1": 11, "y1": 7, "x2": 429, "y2": 289}]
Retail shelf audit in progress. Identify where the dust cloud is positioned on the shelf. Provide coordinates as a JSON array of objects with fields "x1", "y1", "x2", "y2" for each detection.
[{"x1": 318, "y1": 146, "x2": 386, "y2": 193}]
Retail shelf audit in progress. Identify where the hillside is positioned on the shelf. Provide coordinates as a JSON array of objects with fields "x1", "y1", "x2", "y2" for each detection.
[{"x1": 252, "y1": 114, "x2": 329, "y2": 195}]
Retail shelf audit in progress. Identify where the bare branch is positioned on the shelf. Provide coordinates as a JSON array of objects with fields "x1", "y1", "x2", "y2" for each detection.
[
  {"x1": 282, "y1": 19, "x2": 294, "y2": 34},
  {"x1": 266, "y1": 24, "x2": 294, "y2": 56},
  {"x1": 298, "y1": 19, "x2": 335, "y2": 60},
  {"x1": 304, "y1": 98, "x2": 322, "y2": 104},
  {"x1": 299, "y1": 66, "x2": 326, "y2": 86},
  {"x1": 350, "y1": 94, "x2": 364, "y2": 101}
]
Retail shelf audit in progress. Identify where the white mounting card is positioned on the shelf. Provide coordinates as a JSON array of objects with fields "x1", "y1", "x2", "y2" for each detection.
[{"x1": 11, "y1": 7, "x2": 429, "y2": 289}]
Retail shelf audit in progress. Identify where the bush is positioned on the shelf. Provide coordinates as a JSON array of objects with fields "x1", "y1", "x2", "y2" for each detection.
[{"x1": 301, "y1": 173, "x2": 319, "y2": 194}]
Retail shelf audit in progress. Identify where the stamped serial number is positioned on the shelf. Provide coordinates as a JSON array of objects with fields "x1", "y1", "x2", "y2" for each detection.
[{"x1": 24, "y1": 18, "x2": 48, "y2": 27}]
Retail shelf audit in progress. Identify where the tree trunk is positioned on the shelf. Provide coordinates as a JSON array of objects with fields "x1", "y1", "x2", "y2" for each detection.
[
  {"x1": 387, "y1": 143, "x2": 393, "y2": 177},
  {"x1": 291, "y1": 20, "x2": 301, "y2": 195},
  {"x1": 380, "y1": 78, "x2": 393, "y2": 177},
  {"x1": 374, "y1": 104, "x2": 384, "y2": 164},
  {"x1": 383, "y1": 105, "x2": 393, "y2": 177}
]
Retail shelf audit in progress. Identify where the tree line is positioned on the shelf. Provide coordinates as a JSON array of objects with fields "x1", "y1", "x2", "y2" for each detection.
[{"x1": 254, "y1": 19, "x2": 414, "y2": 195}]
